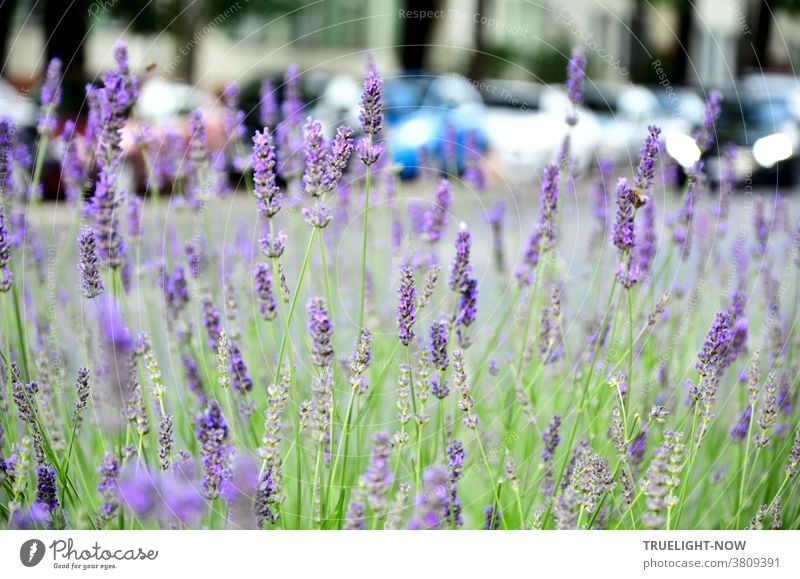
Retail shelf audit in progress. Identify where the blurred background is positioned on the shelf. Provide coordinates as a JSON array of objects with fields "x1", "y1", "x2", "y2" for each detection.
[{"x1": 2, "y1": 0, "x2": 800, "y2": 191}]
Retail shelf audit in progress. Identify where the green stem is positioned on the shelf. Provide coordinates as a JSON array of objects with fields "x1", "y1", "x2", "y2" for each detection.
[{"x1": 357, "y1": 134, "x2": 373, "y2": 334}]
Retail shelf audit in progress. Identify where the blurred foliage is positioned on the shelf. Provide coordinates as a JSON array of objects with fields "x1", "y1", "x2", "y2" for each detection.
[
  {"x1": 97, "y1": 0, "x2": 298, "y2": 34},
  {"x1": 483, "y1": 42, "x2": 571, "y2": 84}
]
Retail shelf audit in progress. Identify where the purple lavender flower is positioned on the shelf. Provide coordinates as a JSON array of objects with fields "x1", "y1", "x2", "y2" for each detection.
[
  {"x1": 251, "y1": 128, "x2": 282, "y2": 218},
  {"x1": 307, "y1": 297, "x2": 334, "y2": 367},
  {"x1": 90, "y1": 165, "x2": 125, "y2": 269},
  {"x1": 542, "y1": 414, "x2": 562, "y2": 461},
  {"x1": 694, "y1": 90, "x2": 723, "y2": 153},
  {"x1": 752, "y1": 196, "x2": 769, "y2": 257},
  {"x1": 428, "y1": 319, "x2": 449, "y2": 371},
  {"x1": 222, "y1": 82, "x2": 245, "y2": 146},
  {"x1": 463, "y1": 131, "x2": 485, "y2": 191},
  {"x1": 696, "y1": 310, "x2": 732, "y2": 378},
  {"x1": 228, "y1": 339, "x2": 253, "y2": 393},
  {"x1": 302, "y1": 117, "x2": 326, "y2": 198},
  {"x1": 323, "y1": 125, "x2": 354, "y2": 193},
  {"x1": 636, "y1": 197, "x2": 657, "y2": 278},
  {"x1": 0, "y1": 196, "x2": 12, "y2": 292},
  {"x1": 162, "y1": 264, "x2": 189, "y2": 321},
  {"x1": 253, "y1": 263, "x2": 278, "y2": 321},
  {"x1": 613, "y1": 176, "x2": 637, "y2": 252},
  {"x1": 397, "y1": 265, "x2": 417, "y2": 346},
  {"x1": 456, "y1": 277, "x2": 478, "y2": 333},
  {"x1": 77, "y1": 228, "x2": 104, "y2": 298},
  {"x1": 446, "y1": 439, "x2": 465, "y2": 527},
  {"x1": 565, "y1": 46, "x2": 586, "y2": 124},
  {"x1": 484, "y1": 505, "x2": 501, "y2": 530},
  {"x1": 786, "y1": 429, "x2": 800, "y2": 478},
  {"x1": 730, "y1": 405, "x2": 752, "y2": 441},
  {"x1": 361, "y1": 431, "x2": 394, "y2": 514},
  {"x1": 449, "y1": 222, "x2": 473, "y2": 292},
  {"x1": 424, "y1": 178, "x2": 452, "y2": 243},
  {"x1": 673, "y1": 162, "x2": 705, "y2": 260},
  {"x1": 38, "y1": 57, "x2": 62, "y2": 134},
  {"x1": 539, "y1": 164, "x2": 560, "y2": 249},
  {"x1": 633, "y1": 125, "x2": 662, "y2": 200},
  {"x1": 515, "y1": 223, "x2": 542, "y2": 286},
  {"x1": 282, "y1": 64, "x2": 303, "y2": 120},
  {"x1": 408, "y1": 466, "x2": 449, "y2": 530},
  {"x1": 72, "y1": 367, "x2": 91, "y2": 425},
  {"x1": 0, "y1": 117, "x2": 15, "y2": 196},
  {"x1": 189, "y1": 109, "x2": 208, "y2": 168},
  {"x1": 182, "y1": 354, "x2": 206, "y2": 401},
  {"x1": 196, "y1": 399, "x2": 230, "y2": 499},
  {"x1": 201, "y1": 295, "x2": 222, "y2": 350},
  {"x1": 260, "y1": 78, "x2": 277, "y2": 127},
  {"x1": 359, "y1": 67, "x2": 383, "y2": 135},
  {"x1": 34, "y1": 464, "x2": 59, "y2": 515},
  {"x1": 356, "y1": 137, "x2": 383, "y2": 166},
  {"x1": 97, "y1": 452, "x2": 120, "y2": 526},
  {"x1": 613, "y1": 177, "x2": 639, "y2": 288}
]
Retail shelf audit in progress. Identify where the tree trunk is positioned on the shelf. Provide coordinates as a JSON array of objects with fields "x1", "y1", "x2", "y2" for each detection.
[
  {"x1": 467, "y1": 0, "x2": 489, "y2": 80},
  {"x1": 753, "y1": 0, "x2": 772, "y2": 69},
  {"x1": 673, "y1": 0, "x2": 693, "y2": 84},
  {"x1": 0, "y1": 0, "x2": 16, "y2": 78},
  {"x1": 172, "y1": 0, "x2": 204, "y2": 82},
  {"x1": 628, "y1": 0, "x2": 649, "y2": 82},
  {"x1": 399, "y1": 0, "x2": 438, "y2": 71},
  {"x1": 44, "y1": 0, "x2": 87, "y2": 113}
]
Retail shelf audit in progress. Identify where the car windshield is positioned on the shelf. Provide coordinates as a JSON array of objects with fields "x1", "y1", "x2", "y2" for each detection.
[
  {"x1": 423, "y1": 76, "x2": 482, "y2": 109},
  {"x1": 717, "y1": 96, "x2": 793, "y2": 142},
  {"x1": 385, "y1": 76, "x2": 432, "y2": 111},
  {"x1": 481, "y1": 82, "x2": 541, "y2": 111}
]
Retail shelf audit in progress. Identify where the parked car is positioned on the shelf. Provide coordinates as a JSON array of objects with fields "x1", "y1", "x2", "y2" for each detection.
[
  {"x1": 385, "y1": 73, "x2": 488, "y2": 179},
  {"x1": 583, "y1": 82, "x2": 694, "y2": 167},
  {"x1": 121, "y1": 78, "x2": 226, "y2": 190},
  {"x1": 704, "y1": 92, "x2": 800, "y2": 186},
  {"x1": 478, "y1": 79, "x2": 602, "y2": 181}
]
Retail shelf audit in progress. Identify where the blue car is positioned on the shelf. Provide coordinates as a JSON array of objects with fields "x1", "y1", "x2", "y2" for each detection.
[{"x1": 384, "y1": 73, "x2": 488, "y2": 179}]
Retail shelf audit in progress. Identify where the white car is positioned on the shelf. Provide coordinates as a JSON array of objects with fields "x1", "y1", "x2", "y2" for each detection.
[
  {"x1": 583, "y1": 83, "x2": 695, "y2": 168},
  {"x1": 479, "y1": 79, "x2": 602, "y2": 182}
]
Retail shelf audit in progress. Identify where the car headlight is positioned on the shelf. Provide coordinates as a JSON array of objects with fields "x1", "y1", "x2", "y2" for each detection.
[
  {"x1": 665, "y1": 133, "x2": 701, "y2": 168},
  {"x1": 753, "y1": 133, "x2": 793, "y2": 168},
  {"x1": 395, "y1": 118, "x2": 433, "y2": 148}
]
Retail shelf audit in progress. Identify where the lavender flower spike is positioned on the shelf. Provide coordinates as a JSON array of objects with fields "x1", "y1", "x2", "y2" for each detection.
[
  {"x1": 449, "y1": 222, "x2": 473, "y2": 292},
  {"x1": 539, "y1": 164, "x2": 560, "y2": 250},
  {"x1": 397, "y1": 265, "x2": 417, "y2": 346},
  {"x1": 429, "y1": 319, "x2": 449, "y2": 371},
  {"x1": 424, "y1": 178, "x2": 452, "y2": 243},
  {"x1": 323, "y1": 125, "x2": 354, "y2": 194},
  {"x1": 359, "y1": 67, "x2": 383, "y2": 135},
  {"x1": 251, "y1": 128, "x2": 282, "y2": 218},
  {"x1": 408, "y1": 466, "x2": 449, "y2": 530},
  {"x1": 694, "y1": 90, "x2": 723, "y2": 153},
  {"x1": 253, "y1": 263, "x2": 278, "y2": 321},
  {"x1": 38, "y1": 57, "x2": 63, "y2": 134},
  {"x1": 0, "y1": 199, "x2": 12, "y2": 292},
  {"x1": 77, "y1": 228, "x2": 104, "y2": 298},
  {"x1": 696, "y1": 310, "x2": 732, "y2": 378},
  {"x1": 196, "y1": 399, "x2": 229, "y2": 499},
  {"x1": 565, "y1": 46, "x2": 586, "y2": 125},
  {"x1": 633, "y1": 125, "x2": 662, "y2": 202},
  {"x1": 307, "y1": 297, "x2": 334, "y2": 367},
  {"x1": 302, "y1": 117, "x2": 326, "y2": 198}
]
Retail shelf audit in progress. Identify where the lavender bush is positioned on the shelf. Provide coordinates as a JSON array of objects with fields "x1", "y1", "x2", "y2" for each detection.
[{"x1": 0, "y1": 42, "x2": 799, "y2": 531}]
